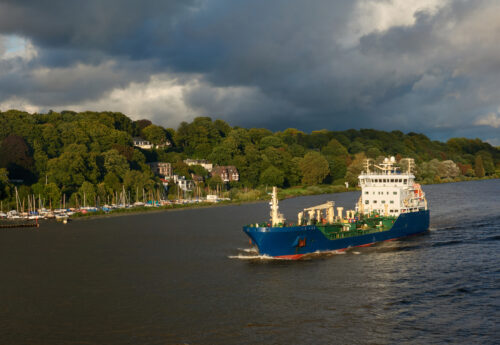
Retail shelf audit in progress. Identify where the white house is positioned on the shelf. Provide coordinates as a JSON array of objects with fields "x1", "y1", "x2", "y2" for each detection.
[
  {"x1": 133, "y1": 137, "x2": 153, "y2": 149},
  {"x1": 183, "y1": 159, "x2": 213, "y2": 172}
]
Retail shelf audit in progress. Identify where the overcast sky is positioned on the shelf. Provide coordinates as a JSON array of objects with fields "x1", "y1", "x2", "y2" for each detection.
[{"x1": 0, "y1": 0, "x2": 499, "y2": 144}]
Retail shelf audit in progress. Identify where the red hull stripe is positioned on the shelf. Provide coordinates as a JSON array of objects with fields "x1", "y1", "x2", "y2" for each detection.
[{"x1": 275, "y1": 254, "x2": 304, "y2": 260}]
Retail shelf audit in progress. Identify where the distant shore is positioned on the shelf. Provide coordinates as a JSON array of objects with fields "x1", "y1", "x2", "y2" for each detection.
[{"x1": 46, "y1": 177, "x2": 499, "y2": 223}]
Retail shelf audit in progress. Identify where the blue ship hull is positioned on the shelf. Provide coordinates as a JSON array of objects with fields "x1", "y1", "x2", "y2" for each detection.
[{"x1": 243, "y1": 210, "x2": 430, "y2": 259}]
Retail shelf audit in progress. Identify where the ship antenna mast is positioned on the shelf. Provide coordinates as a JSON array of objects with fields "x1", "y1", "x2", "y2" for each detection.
[
  {"x1": 270, "y1": 187, "x2": 285, "y2": 226},
  {"x1": 407, "y1": 158, "x2": 414, "y2": 173},
  {"x1": 364, "y1": 159, "x2": 372, "y2": 174}
]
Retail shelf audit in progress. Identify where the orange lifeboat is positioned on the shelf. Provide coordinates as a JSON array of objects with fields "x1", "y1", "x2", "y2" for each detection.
[{"x1": 413, "y1": 183, "x2": 423, "y2": 198}]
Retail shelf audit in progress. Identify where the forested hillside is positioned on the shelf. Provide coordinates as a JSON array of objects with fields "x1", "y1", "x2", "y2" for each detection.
[{"x1": 0, "y1": 110, "x2": 498, "y2": 208}]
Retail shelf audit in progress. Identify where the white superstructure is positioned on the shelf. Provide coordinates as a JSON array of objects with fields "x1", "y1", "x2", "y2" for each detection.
[{"x1": 356, "y1": 157, "x2": 427, "y2": 216}]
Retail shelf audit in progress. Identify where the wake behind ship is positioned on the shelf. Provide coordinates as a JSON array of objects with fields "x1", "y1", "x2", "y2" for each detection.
[{"x1": 243, "y1": 157, "x2": 430, "y2": 259}]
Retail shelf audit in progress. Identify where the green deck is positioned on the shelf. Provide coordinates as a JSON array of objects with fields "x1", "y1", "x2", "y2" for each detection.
[
  {"x1": 315, "y1": 215, "x2": 397, "y2": 240},
  {"x1": 247, "y1": 214, "x2": 397, "y2": 240}
]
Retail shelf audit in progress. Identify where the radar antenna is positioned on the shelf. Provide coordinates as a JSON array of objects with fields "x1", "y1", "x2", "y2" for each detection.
[{"x1": 364, "y1": 159, "x2": 373, "y2": 174}]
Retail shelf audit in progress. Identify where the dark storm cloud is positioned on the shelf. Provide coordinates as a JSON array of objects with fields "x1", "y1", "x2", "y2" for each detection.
[
  {"x1": 0, "y1": 0, "x2": 499, "y2": 142},
  {"x1": 0, "y1": 0, "x2": 196, "y2": 54}
]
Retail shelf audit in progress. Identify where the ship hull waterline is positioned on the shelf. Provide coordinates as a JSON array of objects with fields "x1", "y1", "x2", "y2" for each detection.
[{"x1": 243, "y1": 210, "x2": 430, "y2": 259}]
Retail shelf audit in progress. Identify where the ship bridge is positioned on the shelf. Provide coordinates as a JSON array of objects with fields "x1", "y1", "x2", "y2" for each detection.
[{"x1": 356, "y1": 157, "x2": 427, "y2": 216}]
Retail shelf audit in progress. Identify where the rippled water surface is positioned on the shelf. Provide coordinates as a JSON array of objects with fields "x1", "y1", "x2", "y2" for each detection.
[{"x1": 0, "y1": 180, "x2": 499, "y2": 344}]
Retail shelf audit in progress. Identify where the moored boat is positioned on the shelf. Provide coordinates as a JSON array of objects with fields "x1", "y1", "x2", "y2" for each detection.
[{"x1": 243, "y1": 157, "x2": 430, "y2": 259}]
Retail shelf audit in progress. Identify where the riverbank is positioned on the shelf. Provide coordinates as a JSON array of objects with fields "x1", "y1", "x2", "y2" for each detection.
[{"x1": 5, "y1": 176, "x2": 498, "y2": 223}]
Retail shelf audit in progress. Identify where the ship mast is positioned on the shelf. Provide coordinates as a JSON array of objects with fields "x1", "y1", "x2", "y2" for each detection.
[{"x1": 270, "y1": 187, "x2": 285, "y2": 226}]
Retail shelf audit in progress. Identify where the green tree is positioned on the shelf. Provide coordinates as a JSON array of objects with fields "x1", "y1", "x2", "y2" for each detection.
[
  {"x1": 345, "y1": 153, "x2": 366, "y2": 187},
  {"x1": 172, "y1": 161, "x2": 190, "y2": 178},
  {"x1": 104, "y1": 172, "x2": 121, "y2": 195},
  {"x1": 327, "y1": 156, "x2": 347, "y2": 182},
  {"x1": 366, "y1": 147, "x2": 382, "y2": 159},
  {"x1": 96, "y1": 183, "x2": 108, "y2": 205},
  {"x1": 103, "y1": 149, "x2": 129, "y2": 179},
  {"x1": 142, "y1": 124, "x2": 167, "y2": 145},
  {"x1": 134, "y1": 119, "x2": 152, "y2": 135},
  {"x1": 0, "y1": 168, "x2": 10, "y2": 200},
  {"x1": 259, "y1": 136, "x2": 284, "y2": 149},
  {"x1": 322, "y1": 139, "x2": 348, "y2": 157},
  {"x1": 78, "y1": 181, "x2": 96, "y2": 207},
  {"x1": 45, "y1": 183, "x2": 61, "y2": 208},
  {"x1": 213, "y1": 119, "x2": 232, "y2": 138},
  {"x1": 175, "y1": 117, "x2": 223, "y2": 155},
  {"x1": 47, "y1": 149, "x2": 86, "y2": 190},
  {"x1": 189, "y1": 165, "x2": 209, "y2": 177},
  {"x1": 299, "y1": 152, "x2": 330, "y2": 185},
  {"x1": 286, "y1": 157, "x2": 303, "y2": 187},
  {"x1": 207, "y1": 175, "x2": 223, "y2": 189},
  {"x1": 349, "y1": 140, "x2": 365, "y2": 154},
  {"x1": 0, "y1": 134, "x2": 34, "y2": 181},
  {"x1": 259, "y1": 166, "x2": 285, "y2": 187},
  {"x1": 209, "y1": 140, "x2": 237, "y2": 165},
  {"x1": 123, "y1": 170, "x2": 154, "y2": 201},
  {"x1": 167, "y1": 183, "x2": 179, "y2": 200},
  {"x1": 476, "y1": 151, "x2": 495, "y2": 175},
  {"x1": 474, "y1": 155, "x2": 485, "y2": 177},
  {"x1": 248, "y1": 128, "x2": 273, "y2": 144}
]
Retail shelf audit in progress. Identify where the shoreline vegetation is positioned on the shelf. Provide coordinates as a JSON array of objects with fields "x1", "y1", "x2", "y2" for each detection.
[
  {"x1": 67, "y1": 176, "x2": 498, "y2": 221},
  {"x1": 1, "y1": 109, "x2": 499, "y2": 223}
]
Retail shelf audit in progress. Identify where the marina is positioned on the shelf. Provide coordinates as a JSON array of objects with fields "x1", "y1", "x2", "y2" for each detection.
[{"x1": 0, "y1": 186, "x2": 228, "y2": 225}]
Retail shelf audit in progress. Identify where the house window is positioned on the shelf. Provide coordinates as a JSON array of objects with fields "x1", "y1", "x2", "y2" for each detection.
[
  {"x1": 373, "y1": 200, "x2": 377, "y2": 204},
  {"x1": 391, "y1": 179, "x2": 394, "y2": 182},
  {"x1": 393, "y1": 191, "x2": 397, "y2": 195},
  {"x1": 390, "y1": 201, "x2": 394, "y2": 204},
  {"x1": 382, "y1": 200, "x2": 386, "y2": 204},
  {"x1": 365, "y1": 200, "x2": 369, "y2": 204},
  {"x1": 404, "y1": 179, "x2": 407, "y2": 183},
  {"x1": 365, "y1": 191, "x2": 369, "y2": 194}
]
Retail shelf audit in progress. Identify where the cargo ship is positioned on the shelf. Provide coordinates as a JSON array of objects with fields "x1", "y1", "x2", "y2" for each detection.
[{"x1": 243, "y1": 157, "x2": 429, "y2": 259}]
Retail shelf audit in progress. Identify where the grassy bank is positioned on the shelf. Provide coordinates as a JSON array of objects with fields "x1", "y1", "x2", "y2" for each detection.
[{"x1": 70, "y1": 201, "x2": 234, "y2": 219}]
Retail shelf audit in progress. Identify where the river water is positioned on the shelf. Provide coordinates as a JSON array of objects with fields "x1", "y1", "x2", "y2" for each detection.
[{"x1": 0, "y1": 180, "x2": 498, "y2": 344}]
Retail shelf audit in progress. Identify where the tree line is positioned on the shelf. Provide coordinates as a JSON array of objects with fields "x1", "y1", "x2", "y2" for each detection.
[{"x1": 0, "y1": 109, "x2": 498, "y2": 209}]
